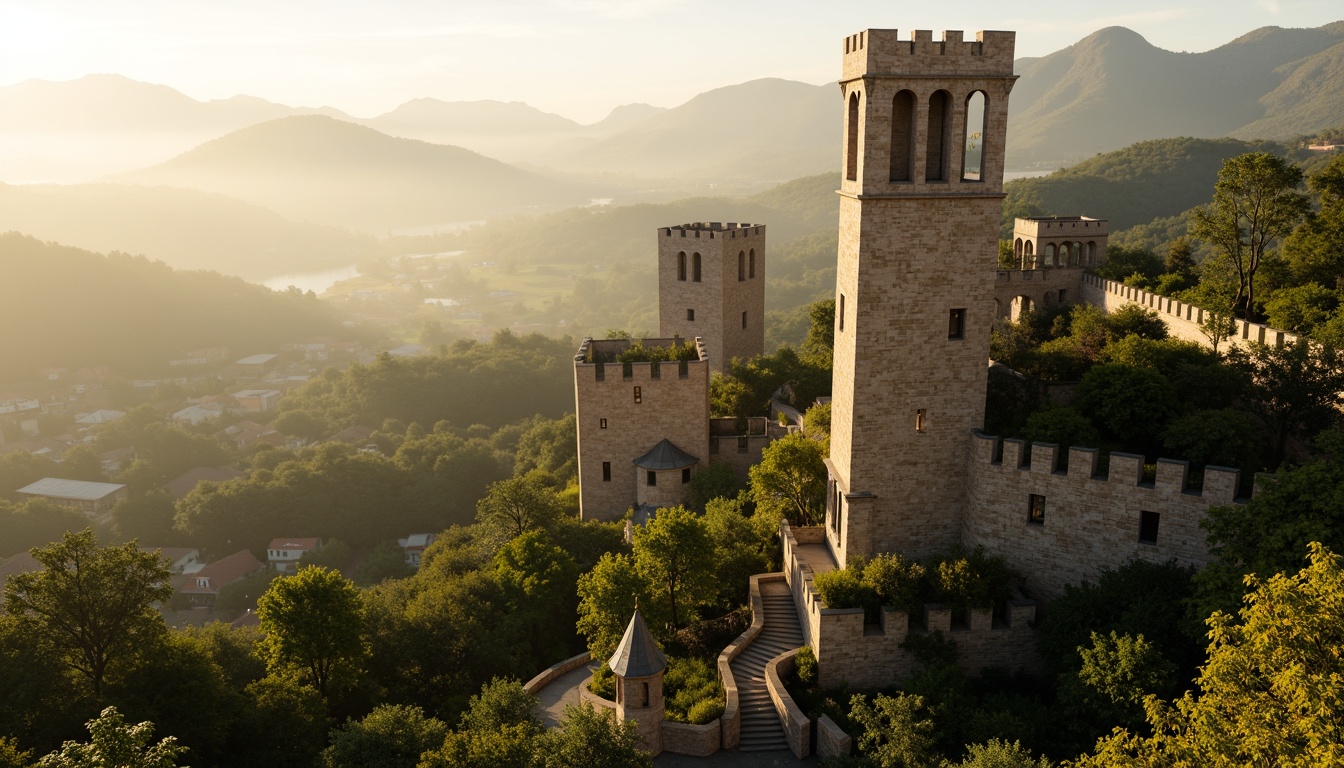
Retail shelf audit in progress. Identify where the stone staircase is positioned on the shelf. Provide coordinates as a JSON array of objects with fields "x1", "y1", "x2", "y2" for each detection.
[{"x1": 730, "y1": 582, "x2": 806, "y2": 752}]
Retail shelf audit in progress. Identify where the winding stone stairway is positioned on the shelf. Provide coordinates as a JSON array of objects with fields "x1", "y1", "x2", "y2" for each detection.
[{"x1": 730, "y1": 581, "x2": 806, "y2": 752}]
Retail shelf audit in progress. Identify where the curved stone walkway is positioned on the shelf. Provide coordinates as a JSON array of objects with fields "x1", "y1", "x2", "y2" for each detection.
[
  {"x1": 729, "y1": 580, "x2": 806, "y2": 753},
  {"x1": 536, "y1": 662, "x2": 597, "y2": 728}
]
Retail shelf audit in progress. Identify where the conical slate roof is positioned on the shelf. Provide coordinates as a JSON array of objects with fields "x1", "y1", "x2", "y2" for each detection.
[
  {"x1": 632, "y1": 439, "x2": 698, "y2": 470},
  {"x1": 608, "y1": 609, "x2": 667, "y2": 678}
]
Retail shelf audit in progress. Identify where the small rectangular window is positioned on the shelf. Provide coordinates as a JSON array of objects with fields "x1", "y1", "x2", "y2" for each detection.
[
  {"x1": 915, "y1": 408, "x2": 926, "y2": 432},
  {"x1": 687, "y1": 308, "x2": 695, "y2": 321},
  {"x1": 1058, "y1": 289, "x2": 1067, "y2": 304},
  {"x1": 646, "y1": 470, "x2": 657, "y2": 487},
  {"x1": 1028, "y1": 494, "x2": 1046, "y2": 525},
  {"x1": 737, "y1": 436, "x2": 748, "y2": 454},
  {"x1": 599, "y1": 418, "x2": 607, "y2": 430},
  {"x1": 633, "y1": 386, "x2": 642, "y2": 404},
  {"x1": 681, "y1": 467, "x2": 691, "y2": 484},
  {"x1": 602, "y1": 462, "x2": 611, "y2": 482},
  {"x1": 948, "y1": 308, "x2": 965, "y2": 340},
  {"x1": 838, "y1": 294, "x2": 845, "y2": 332},
  {"x1": 741, "y1": 311, "x2": 748, "y2": 329},
  {"x1": 1139, "y1": 510, "x2": 1160, "y2": 544}
]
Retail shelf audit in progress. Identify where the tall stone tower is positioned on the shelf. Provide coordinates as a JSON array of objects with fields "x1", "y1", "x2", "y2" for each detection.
[
  {"x1": 826, "y1": 29, "x2": 1016, "y2": 566},
  {"x1": 657, "y1": 222, "x2": 766, "y2": 373}
]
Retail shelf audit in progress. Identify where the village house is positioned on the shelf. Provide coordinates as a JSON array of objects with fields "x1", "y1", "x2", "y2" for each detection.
[
  {"x1": 267, "y1": 537, "x2": 322, "y2": 572},
  {"x1": 16, "y1": 477, "x2": 128, "y2": 518}
]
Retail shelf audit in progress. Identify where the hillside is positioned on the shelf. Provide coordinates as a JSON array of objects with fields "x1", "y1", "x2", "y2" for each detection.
[
  {"x1": 0, "y1": 182, "x2": 375, "y2": 280},
  {"x1": 0, "y1": 233, "x2": 357, "y2": 383},
  {"x1": 1009, "y1": 23, "x2": 1344, "y2": 168},
  {"x1": 115, "y1": 115, "x2": 595, "y2": 231}
]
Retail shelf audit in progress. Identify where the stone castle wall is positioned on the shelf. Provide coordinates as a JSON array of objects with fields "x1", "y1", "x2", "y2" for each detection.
[
  {"x1": 994, "y1": 267, "x2": 1087, "y2": 318},
  {"x1": 962, "y1": 432, "x2": 1251, "y2": 599},
  {"x1": 574, "y1": 337, "x2": 710, "y2": 521},
  {"x1": 657, "y1": 223, "x2": 765, "y2": 372},
  {"x1": 1082, "y1": 273, "x2": 1297, "y2": 351},
  {"x1": 783, "y1": 522, "x2": 1039, "y2": 690},
  {"x1": 708, "y1": 417, "x2": 779, "y2": 485}
]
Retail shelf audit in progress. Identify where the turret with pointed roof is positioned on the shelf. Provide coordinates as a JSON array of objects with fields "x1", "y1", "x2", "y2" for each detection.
[{"x1": 608, "y1": 608, "x2": 666, "y2": 756}]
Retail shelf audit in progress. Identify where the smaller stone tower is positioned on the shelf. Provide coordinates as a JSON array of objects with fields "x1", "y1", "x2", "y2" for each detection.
[
  {"x1": 658, "y1": 222, "x2": 766, "y2": 372},
  {"x1": 609, "y1": 608, "x2": 667, "y2": 756},
  {"x1": 996, "y1": 216, "x2": 1109, "y2": 319}
]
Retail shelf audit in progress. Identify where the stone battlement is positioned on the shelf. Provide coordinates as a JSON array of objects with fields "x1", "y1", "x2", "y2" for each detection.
[
  {"x1": 841, "y1": 29, "x2": 1016, "y2": 81},
  {"x1": 781, "y1": 520, "x2": 1039, "y2": 689},
  {"x1": 660, "y1": 223, "x2": 764, "y2": 240},
  {"x1": 574, "y1": 337, "x2": 710, "y2": 383},
  {"x1": 1016, "y1": 216, "x2": 1108, "y2": 236}
]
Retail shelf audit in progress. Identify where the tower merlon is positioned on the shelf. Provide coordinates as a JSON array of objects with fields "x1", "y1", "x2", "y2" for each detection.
[
  {"x1": 842, "y1": 29, "x2": 1016, "y2": 81},
  {"x1": 660, "y1": 222, "x2": 765, "y2": 240}
]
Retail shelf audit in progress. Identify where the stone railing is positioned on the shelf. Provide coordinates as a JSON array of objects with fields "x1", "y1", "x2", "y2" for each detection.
[
  {"x1": 523, "y1": 651, "x2": 591, "y2": 695},
  {"x1": 765, "y1": 647, "x2": 812, "y2": 759},
  {"x1": 662, "y1": 719, "x2": 721, "y2": 757},
  {"x1": 817, "y1": 714, "x2": 853, "y2": 758}
]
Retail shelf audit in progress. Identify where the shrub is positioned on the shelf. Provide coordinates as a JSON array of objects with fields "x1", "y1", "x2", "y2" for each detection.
[
  {"x1": 795, "y1": 646, "x2": 817, "y2": 685},
  {"x1": 686, "y1": 698, "x2": 724, "y2": 725},
  {"x1": 663, "y1": 657, "x2": 724, "y2": 723},
  {"x1": 586, "y1": 663, "x2": 615, "y2": 699},
  {"x1": 813, "y1": 568, "x2": 877, "y2": 612}
]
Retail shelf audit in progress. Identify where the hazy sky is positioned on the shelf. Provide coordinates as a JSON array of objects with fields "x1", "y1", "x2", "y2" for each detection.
[{"x1": 2, "y1": 0, "x2": 1340, "y2": 123}]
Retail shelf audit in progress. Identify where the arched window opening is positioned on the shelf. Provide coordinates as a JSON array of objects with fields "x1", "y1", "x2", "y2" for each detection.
[
  {"x1": 1045, "y1": 243, "x2": 1057, "y2": 267},
  {"x1": 1014, "y1": 238, "x2": 1023, "y2": 257},
  {"x1": 1086, "y1": 241, "x2": 1096, "y2": 265},
  {"x1": 890, "y1": 90, "x2": 915, "y2": 182},
  {"x1": 961, "y1": 91, "x2": 987, "y2": 182},
  {"x1": 692, "y1": 253, "x2": 702, "y2": 282},
  {"x1": 738, "y1": 251, "x2": 745, "y2": 281},
  {"x1": 1024, "y1": 241, "x2": 1034, "y2": 268},
  {"x1": 749, "y1": 249, "x2": 755, "y2": 278},
  {"x1": 677, "y1": 252, "x2": 686, "y2": 281},
  {"x1": 846, "y1": 91, "x2": 860, "y2": 181},
  {"x1": 926, "y1": 90, "x2": 951, "y2": 182}
]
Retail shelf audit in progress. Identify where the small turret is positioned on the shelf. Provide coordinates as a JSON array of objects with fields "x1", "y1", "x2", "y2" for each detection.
[{"x1": 608, "y1": 608, "x2": 666, "y2": 756}]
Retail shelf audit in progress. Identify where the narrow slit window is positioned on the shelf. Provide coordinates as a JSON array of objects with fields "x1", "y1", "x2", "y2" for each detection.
[
  {"x1": 738, "y1": 251, "x2": 745, "y2": 281},
  {"x1": 742, "y1": 311, "x2": 748, "y2": 329},
  {"x1": 692, "y1": 253, "x2": 701, "y2": 282},
  {"x1": 646, "y1": 470, "x2": 656, "y2": 487},
  {"x1": 633, "y1": 386, "x2": 642, "y2": 404},
  {"x1": 1028, "y1": 494, "x2": 1046, "y2": 525},
  {"x1": 599, "y1": 418, "x2": 607, "y2": 429},
  {"x1": 677, "y1": 252, "x2": 686, "y2": 281},
  {"x1": 602, "y1": 462, "x2": 611, "y2": 481},
  {"x1": 915, "y1": 408, "x2": 926, "y2": 432},
  {"x1": 838, "y1": 294, "x2": 845, "y2": 331},
  {"x1": 846, "y1": 91, "x2": 860, "y2": 181},
  {"x1": 749, "y1": 249, "x2": 756, "y2": 278},
  {"x1": 1139, "y1": 510, "x2": 1160, "y2": 544},
  {"x1": 948, "y1": 308, "x2": 966, "y2": 340}
]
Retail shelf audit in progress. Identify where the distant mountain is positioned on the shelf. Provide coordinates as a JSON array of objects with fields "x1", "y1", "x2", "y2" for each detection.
[
  {"x1": 589, "y1": 103, "x2": 667, "y2": 134},
  {"x1": 0, "y1": 182, "x2": 375, "y2": 281},
  {"x1": 115, "y1": 116, "x2": 593, "y2": 231},
  {"x1": 0, "y1": 233, "x2": 357, "y2": 384},
  {"x1": 557, "y1": 78, "x2": 836, "y2": 181},
  {"x1": 1009, "y1": 23, "x2": 1344, "y2": 168}
]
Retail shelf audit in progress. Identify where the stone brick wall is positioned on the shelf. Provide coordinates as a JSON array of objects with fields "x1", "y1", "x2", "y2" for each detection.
[
  {"x1": 842, "y1": 29, "x2": 1017, "y2": 83},
  {"x1": 1082, "y1": 273, "x2": 1297, "y2": 352},
  {"x1": 816, "y1": 714, "x2": 853, "y2": 759},
  {"x1": 657, "y1": 223, "x2": 766, "y2": 372},
  {"x1": 962, "y1": 432, "x2": 1249, "y2": 600},
  {"x1": 994, "y1": 267, "x2": 1088, "y2": 318},
  {"x1": 708, "y1": 417, "x2": 778, "y2": 485},
  {"x1": 574, "y1": 337, "x2": 710, "y2": 521},
  {"x1": 523, "y1": 651, "x2": 591, "y2": 696},
  {"x1": 661, "y1": 720, "x2": 721, "y2": 757},
  {"x1": 766, "y1": 648, "x2": 811, "y2": 759},
  {"x1": 783, "y1": 522, "x2": 1038, "y2": 690}
]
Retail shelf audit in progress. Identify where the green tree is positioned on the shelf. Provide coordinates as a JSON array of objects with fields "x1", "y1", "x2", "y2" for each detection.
[
  {"x1": 1074, "y1": 631, "x2": 1176, "y2": 730},
  {"x1": 232, "y1": 675, "x2": 329, "y2": 768},
  {"x1": 687, "y1": 461, "x2": 738, "y2": 511},
  {"x1": 36, "y1": 707, "x2": 185, "y2": 768},
  {"x1": 459, "y1": 678, "x2": 542, "y2": 734},
  {"x1": 256, "y1": 566, "x2": 366, "y2": 695},
  {"x1": 356, "y1": 540, "x2": 415, "y2": 585},
  {"x1": 1074, "y1": 543, "x2": 1344, "y2": 767},
  {"x1": 274, "y1": 409, "x2": 331, "y2": 442},
  {"x1": 1282, "y1": 153, "x2": 1344, "y2": 290},
  {"x1": 803, "y1": 401, "x2": 832, "y2": 440},
  {"x1": 1074, "y1": 364, "x2": 1176, "y2": 447},
  {"x1": 576, "y1": 553, "x2": 654, "y2": 657},
  {"x1": 475, "y1": 474, "x2": 565, "y2": 544},
  {"x1": 1021, "y1": 407, "x2": 1100, "y2": 450},
  {"x1": 1160, "y1": 408, "x2": 1265, "y2": 471},
  {"x1": 848, "y1": 692, "x2": 938, "y2": 768},
  {"x1": 58, "y1": 445, "x2": 105, "y2": 482},
  {"x1": 419, "y1": 723, "x2": 536, "y2": 768},
  {"x1": 0, "y1": 737, "x2": 30, "y2": 768},
  {"x1": 494, "y1": 531, "x2": 578, "y2": 664},
  {"x1": 111, "y1": 489, "x2": 178, "y2": 545},
  {"x1": 535, "y1": 703, "x2": 653, "y2": 768},
  {"x1": 802, "y1": 298, "x2": 837, "y2": 368},
  {"x1": 1225, "y1": 340, "x2": 1344, "y2": 464},
  {"x1": 4, "y1": 530, "x2": 171, "y2": 696},
  {"x1": 954, "y1": 739, "x2": 1054, "y2": 768},
  {"x1": 748, "y1": 431, "x2": 827, "y2": 525},
  {"x1": 322, "y1": 704, "x2": 449, "y2": 768},
  {"x1": 1190, "y1": 152, "x2": 1309, "y2": 318},
  {"x1": 1263, "y1": 282, "x2": 1339, "y2": 334},
  {"x1": 633, "y1": 506, "x2": 715, "y2": 630}
]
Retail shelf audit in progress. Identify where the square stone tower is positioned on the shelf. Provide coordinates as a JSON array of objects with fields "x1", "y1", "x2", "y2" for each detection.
[
  {"x1": 826, "y1": 29, "x2": 1017, "y2": 565},
  {"x1": 657, "y1": 223, "x2": 766, "y2": 373}
]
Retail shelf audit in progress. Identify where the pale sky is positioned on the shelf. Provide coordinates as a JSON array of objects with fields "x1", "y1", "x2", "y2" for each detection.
[{"x1": 2, "y1": 0, "x2": 1340, "y2": 123}]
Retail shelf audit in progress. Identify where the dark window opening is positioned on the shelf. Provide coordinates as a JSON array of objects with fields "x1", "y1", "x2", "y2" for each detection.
[
  {"x1": 737, "y1": 436, "x2": 748, "y2": 454},
  {"x1": 599, "y1": 418, "x2": 607, "y2": 429},
  {"x1": 838, "y1": 294, "x2": 845, "y2": 331},
  {"x1": 602, "y1": 462, "x2": 611, "y2": 481},
  {"x1": 738, "y1": 251, "x2": 745, "y2": 281},
  {"x1": 646, "y1": 470, "x2": 656, "y2": 487},
  {"x1": 641, "y1": 682, "x2": 649, "y2": 707},
  {"x1": 741, "y1": 311, "x2": 748, "y2": 329},
  {"x1": 677, "y1": 252, "x2": 686, "y2": 281},
  {"x1": 681, "y1": 468, "x2": 691, "y2": 484},
  {"x1": 948, "y1": 308, "x2": 966, "y2": 339},
  {"x1": 1139, "y1": 510, "x2": 1160, "y2": 544},
  {"x1": 692, "y1": 253, "x2": 701, "y2": 282},
  {"x1": 915, "y1": 408, "x2": 926, "y2": 432},
  {"x1": 846, "y1": 91, "x2": 860, "y2": 181},
  {"x1": 890, "y1": 89, "x2": 915, "y2": 182},
  {"x1": 633, "y1": 386, "x2": 642, "y2": 404},
  {"x1": 926, "y1": 90, "x2": 950, "y2": 182},
  {"x1": 687, "y1": 308, "x2": 695, "y2": 321},
  {"x1": 1028, "y1": 494, "x2": 1046, "y2": 525},
  {"x1": 749, "y1": 249, "x2": 756, "y2": 278}
]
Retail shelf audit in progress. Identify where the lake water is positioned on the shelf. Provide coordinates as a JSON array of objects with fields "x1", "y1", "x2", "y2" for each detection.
[{"x1": 262, "y1": 264, "x2": 361, "y2": 295}]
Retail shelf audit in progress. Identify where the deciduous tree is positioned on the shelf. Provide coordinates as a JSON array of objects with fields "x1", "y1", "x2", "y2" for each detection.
[
  {"x1": 256, "y1": 566, "x2": 366, "y2": 695},
  {"x1": 632, "y1": 506, "x2": 715, "y2": 630},
  {"x1": 749, "y1": 432, "x2": 827, "y2": 525},
  {"x1": 36, "y1": 707, "x2": 184, "y2": 768}
]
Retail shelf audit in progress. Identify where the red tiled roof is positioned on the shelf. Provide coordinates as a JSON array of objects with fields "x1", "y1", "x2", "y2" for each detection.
[{"x1": 179, "y1": 550, "x2": 264, "y2": 595}]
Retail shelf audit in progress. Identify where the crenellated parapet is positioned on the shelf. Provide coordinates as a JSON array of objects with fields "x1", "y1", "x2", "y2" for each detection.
[
  {"x1": 841, "y1": 29, "x2": 1016, "y2": 81},
  {"x1": 660, "y1": 222, "x2": 764, "y2": 240},
  {"x1": 963, "y1": 431, "x2": 1259, "y2": 599},
  {"x1": 781, "y1": 521, "x2": 1039, "y2": 690}
]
